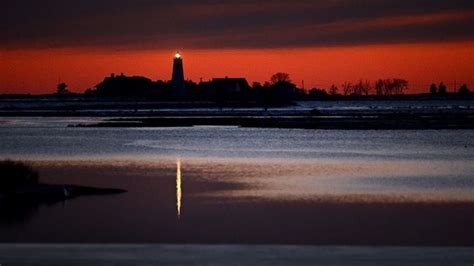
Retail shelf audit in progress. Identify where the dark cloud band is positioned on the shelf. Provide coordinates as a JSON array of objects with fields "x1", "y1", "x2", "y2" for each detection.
[{"x1": 2, "y1": 0, "x2": 473, "y2": 49}]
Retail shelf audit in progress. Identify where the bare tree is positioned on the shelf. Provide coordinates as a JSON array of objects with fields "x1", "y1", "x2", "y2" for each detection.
[
  {"x1": 342, "y1": 82, "x2": 352, "y2": 96},
  {"x1": 342, "y1": 80, "x2": 370, "y2": 96},
  {"x1": 270, "y1": 72, "x2": 291, "y2": 85},
  {"x1": 329, "y1": 84, "x2": 338, "y2": 96},
  {"x1": 357, "y1": 80, "x2": 370, "y2": 96},
  {"x1": 375, "y1": 79, "x2": 384, "y2": 95},
  {"x1": 393, "y1": 79, "x2": 408, "y2": 95},
  {"x1": 56, "y1": 82, "x2": 68, "y2": 94},
  {"x1": 375, "y1": 78, "x2": 408, "y2": 95}
]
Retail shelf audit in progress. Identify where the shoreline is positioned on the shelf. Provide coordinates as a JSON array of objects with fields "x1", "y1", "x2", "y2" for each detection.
[{"x1": 71, "y1": 113, "x2": 474, "y2": 129}]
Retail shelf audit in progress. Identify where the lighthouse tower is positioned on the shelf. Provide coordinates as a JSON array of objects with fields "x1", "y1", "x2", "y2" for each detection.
[{"x1": 171, "y1": 52, "x2": 185, "y2": 98}]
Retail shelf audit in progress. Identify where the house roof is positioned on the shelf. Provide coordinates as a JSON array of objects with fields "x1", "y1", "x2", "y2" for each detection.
[{"x1": 211, "y1": 77, "x2": 250, "y2": 88}]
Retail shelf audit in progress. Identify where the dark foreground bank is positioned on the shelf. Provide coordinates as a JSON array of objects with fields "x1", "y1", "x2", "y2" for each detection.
[
  {"x1": 1, "y1": 184, "x2": 126, "y2": 201},
  {"x1": 0, "y1": 183, "x2": 126, "y2": 225}
]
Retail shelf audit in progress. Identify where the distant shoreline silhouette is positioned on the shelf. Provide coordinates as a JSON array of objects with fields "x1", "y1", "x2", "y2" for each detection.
[
  {"x1": 2, "y1": 53, "x2": 471, "y2": 104},
  {"x1": 1, "y1": 72, "x2": 470, "y2": 106}
]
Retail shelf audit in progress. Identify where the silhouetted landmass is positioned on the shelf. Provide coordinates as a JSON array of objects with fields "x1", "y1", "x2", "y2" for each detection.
[
  {"x1": 0, "y1": 160, "x2": 39, "y2": 193},
  {"x1": 1, "y1": 73, "x2": 472, "y2": 118},
  {"x1": 83, "y1": 73, "x2": 295, "y2": 106},
  {"x1": 1, "y1": 70, "x2": 473, "y2": 106},
  {"x1": 213, "y1": 77, "x2": 252, "y2": 105},
  {"x1": 72, "y1": 111, "x2": 474, "y2": 130},
  {"x1": 0, "y1": 160, "x2": 126, "y2": 223},
  {"x1": 85, "y1": 74, "x2": 168, "y2": 98}
]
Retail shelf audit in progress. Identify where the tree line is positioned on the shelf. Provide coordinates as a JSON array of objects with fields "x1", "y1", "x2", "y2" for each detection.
[
  {"x1": 307, "y1": 79, "x2": 470, "y2": 98},
  {"x1": 54, "y1": 72, "x2": 471, "y2": 101}
]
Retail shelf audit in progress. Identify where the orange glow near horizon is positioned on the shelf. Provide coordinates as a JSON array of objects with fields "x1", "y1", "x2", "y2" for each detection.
[{"x1": 1, "y1": 42, "x2": 473, "y2": 94}]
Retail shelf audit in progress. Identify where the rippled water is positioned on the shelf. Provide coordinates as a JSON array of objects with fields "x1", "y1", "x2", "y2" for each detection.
[
  {"x1": 1, "y1": 117, "x2": 473, "y2": 199},
  {"x1": 0, "y1": 117, "x2": 473, "y2": 244}
]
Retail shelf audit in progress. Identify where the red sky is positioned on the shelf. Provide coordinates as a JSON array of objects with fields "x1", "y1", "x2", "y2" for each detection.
[
  {"x1": 2, "y1": 1, "x2": 473, "y2": 94},
  {"x1": 1, "y1": 41, "x2": 473, "y2": 94}
]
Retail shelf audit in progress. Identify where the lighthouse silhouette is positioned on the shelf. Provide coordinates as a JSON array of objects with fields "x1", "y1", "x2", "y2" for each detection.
[{"x1": 171, "y1": 52, "x2": 186, "y2": 98}]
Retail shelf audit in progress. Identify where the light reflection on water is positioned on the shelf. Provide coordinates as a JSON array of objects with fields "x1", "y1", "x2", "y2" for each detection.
[
  {"x1": 183, "y1": 158, "x2": 474, "y2": 202},
  {"x1": 1, "y1": 157, "x2": 472, "y2": 245},
  {"x1": 176, "y1": 158, "x2": 182, "y2": 218},
  {"x1": 1, "y1": 117, "x2": 474, "y2": 244},
  {"x1": 28, "y1": 157, "x2": 474, "y2": 203},
  {"x1": 0, "y1": 117, "x2": 473, "y2": 203}
]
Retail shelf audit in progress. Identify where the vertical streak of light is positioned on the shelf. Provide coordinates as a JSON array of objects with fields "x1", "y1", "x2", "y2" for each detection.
[{"x1": 176, "y1": 158, "x2": 182, "y2": 219}]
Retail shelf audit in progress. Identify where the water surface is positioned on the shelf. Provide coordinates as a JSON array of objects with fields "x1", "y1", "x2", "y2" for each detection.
[{"x1": 0, "y1": 117, "x2": 473, "y2": 244}]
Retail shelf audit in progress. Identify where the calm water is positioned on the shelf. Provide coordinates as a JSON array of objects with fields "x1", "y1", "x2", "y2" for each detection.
[
  {"x1": 1, "y1": 244, "x2": 473, "y2": 266},
  {"x1": 1, "y1": 98, "x2": 472, "y2": 113},
  {"x1": 0, "y1": 117, "x2": 473, "y2": 244}
]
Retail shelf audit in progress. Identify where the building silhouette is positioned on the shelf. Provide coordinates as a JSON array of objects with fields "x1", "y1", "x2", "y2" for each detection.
[
  {"x1": 171, "y1": 52, "x2": 186, "y2": 98},
  {"x1": 212, "y1": 77, "x2": 251, "y2": 104}
]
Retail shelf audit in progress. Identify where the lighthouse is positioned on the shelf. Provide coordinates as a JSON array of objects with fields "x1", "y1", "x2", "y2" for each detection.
[{"x1": 171, "y1": 52, "x2": 185, "y2": 98}]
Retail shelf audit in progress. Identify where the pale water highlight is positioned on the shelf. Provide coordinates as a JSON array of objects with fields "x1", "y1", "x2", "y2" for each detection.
[
  {"x1": 176, "y1": 158, "x2": 182, "y2": 218},
  {"x1": 0, "y1": 117, "x2": 473, "y2": 245}
]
